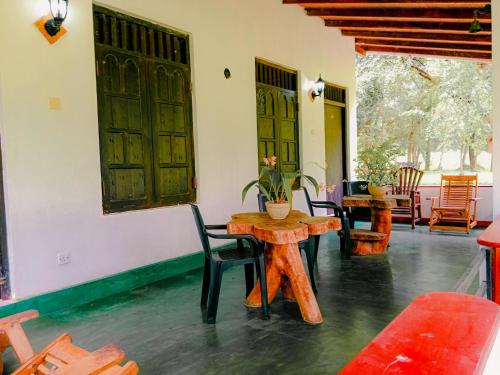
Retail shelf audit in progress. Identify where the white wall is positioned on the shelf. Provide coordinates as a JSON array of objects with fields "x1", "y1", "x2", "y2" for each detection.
[
  {"x1": 493, "y1": 4, "x2": 500, "y2": 219},
  {"x1": 0, "y1": 0, "x2": 356, "y2": 298}
]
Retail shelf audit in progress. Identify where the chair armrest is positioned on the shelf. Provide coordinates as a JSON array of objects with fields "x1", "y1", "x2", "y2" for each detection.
[
  {"x1": 205, "y1": 224, "x2": 227, "y2": 230},
  {"x1": 206, "y1": 232, "x2": 260, "y2": 249},
  {"x1": 310, "y1": 201, "x2": 348, "y2": 223}
]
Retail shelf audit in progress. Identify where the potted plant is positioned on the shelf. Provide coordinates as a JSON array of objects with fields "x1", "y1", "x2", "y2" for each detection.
[
  {"x1": 242, "y1": 156, "x2": 320, "y2": 219},
  {"x1": 355, "y1": 141, "x2": 400, "y2": 198}
]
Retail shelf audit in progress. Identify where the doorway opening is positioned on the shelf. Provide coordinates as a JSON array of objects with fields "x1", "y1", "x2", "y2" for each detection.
[{"x1": 324, "y1": 83, "x2": 347, "y2": 205}]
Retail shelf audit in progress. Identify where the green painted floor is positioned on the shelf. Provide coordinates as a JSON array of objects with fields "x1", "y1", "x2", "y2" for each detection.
[{"x1": 3, "y1": 224, "x2": 482, "y2": 374}]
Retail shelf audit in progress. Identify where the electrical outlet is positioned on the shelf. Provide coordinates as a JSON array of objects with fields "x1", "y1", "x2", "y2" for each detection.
[{"x1": 57, "y1": 252, "x2": 71, "y2": 265}]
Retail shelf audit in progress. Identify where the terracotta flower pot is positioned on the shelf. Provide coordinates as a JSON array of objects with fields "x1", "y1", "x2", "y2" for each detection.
[
  {"x1": 368, "y1": 184, "x2": 387, "y2": 199},
  {"x1": 265, "y1": 202, "x2": 291, "y2": 220}
]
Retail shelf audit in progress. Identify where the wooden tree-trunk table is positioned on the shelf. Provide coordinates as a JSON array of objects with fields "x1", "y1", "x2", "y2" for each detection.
[
  {"x1": 227, "y1": 210, "x2": 341, "y2": 325},
  {"x1": 342, "y1": 195, "x2": 398, "y2": 256}
]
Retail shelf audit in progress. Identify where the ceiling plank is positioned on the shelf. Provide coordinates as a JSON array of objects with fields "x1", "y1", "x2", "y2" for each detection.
[
  {"x1": 284, "y1": 1, "x2": 489, "y2": 9},
  {"x1": 306, "y1": 8, "x2": 490, "y2": 22},
  {"x1": 342, "y1": 30, "x2": 491, "y2": 44},
  {"x1": 360, "y1": 45, "x2": 491, "y2": 59},
  {"x1": 356, "y1": 39, "x2": 491, "y2": 51},
  {"x1": 325, "y1": 20, "x2": 491, "y2": 33}
]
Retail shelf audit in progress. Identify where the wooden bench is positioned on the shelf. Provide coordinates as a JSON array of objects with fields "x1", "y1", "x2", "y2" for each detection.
[
  {"x1": 0, "y1": 310, "x2": 39, "y2": 372},
  {"x1": 340, "y1": 292, "x2": 499, "y2": 374},
  {"x1": 342, "y1": 229, "x2": 386, "y2": 256},
  {"x1": 12, "y1": 333, "x2": 139, "y2": 374}
]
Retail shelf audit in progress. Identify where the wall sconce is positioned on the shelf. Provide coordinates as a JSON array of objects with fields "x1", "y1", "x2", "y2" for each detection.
[
  {"x1": 469, "y1": 4, "x2": 491, "y2": 33},
  {"x1": 35, "y1": 0, "x2": 68, "y2": 44},
  {"x1": 45, "y1": 0, "x2": 69, "y2": 36},
  {"x1": 311, "y1": 75, "x2": 325, "y2": 100}
]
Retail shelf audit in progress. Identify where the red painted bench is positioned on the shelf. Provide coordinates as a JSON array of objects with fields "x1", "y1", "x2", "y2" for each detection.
[
  {"x1": 340, "y1": 292, "x2": 499, "y2": 375},
  {"x1": 478, "y1": 218, "x2": 500, "y2": 303}
]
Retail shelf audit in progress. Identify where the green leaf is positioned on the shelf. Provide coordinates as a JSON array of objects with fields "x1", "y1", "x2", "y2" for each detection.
[
  {"x1": 257, "y1": 184, "x2": 271, "y2": 201},
  {"x1": 302, "y1": 174, "x2": 320, "y2": 196},
  {"x1": 281, "y1": 172, "x2": 295, "y2": 207},
  {"x1": 242, "y1": 180, "x2": 259, "y2": 204}
]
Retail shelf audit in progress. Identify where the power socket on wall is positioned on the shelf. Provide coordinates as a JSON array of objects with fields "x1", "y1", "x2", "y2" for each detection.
[{"x1": 57, "y1": 252, "x2": 71, "y2": 265}]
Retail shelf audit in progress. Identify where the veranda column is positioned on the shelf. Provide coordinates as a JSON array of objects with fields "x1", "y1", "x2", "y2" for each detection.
[{"x1": 493, "y1": 2, "x2": 500, "y2": 218}]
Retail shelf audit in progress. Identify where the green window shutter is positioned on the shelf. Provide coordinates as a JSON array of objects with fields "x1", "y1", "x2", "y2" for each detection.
[
  {"x1": 149, "y1": 62, "x2": 195, "y2": 205},
  {"x1": 94, "y1": 6, "x2": 196, "y2": 213},
  {"x1": 255, "y1": 60, "x2": 299, "y2": 179},
  {"x1": 96, "y1": 50, "x2": 153, "y2": 212}
]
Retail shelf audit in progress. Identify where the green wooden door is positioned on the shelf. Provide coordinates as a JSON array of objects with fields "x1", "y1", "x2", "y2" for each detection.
[{"x1": 256, "y1": 84, "x2": 299, "y2": 175}]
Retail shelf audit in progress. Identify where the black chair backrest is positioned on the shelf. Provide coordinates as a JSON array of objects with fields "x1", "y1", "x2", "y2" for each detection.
[
  {"x1": 257, "y1": 192, "x2": 267, "y2": 212},
  {"x1": 302, "y1": 187, "x2": 315, "y2": 217},
  {"x1": 343, "y1": 180, "x2": 369, "y2": 196},
  {"x1": 190, "y1": 204, "x2": 212, "y2": 258}
]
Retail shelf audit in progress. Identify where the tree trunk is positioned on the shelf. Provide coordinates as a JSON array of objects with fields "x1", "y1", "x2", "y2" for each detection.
[
  {"x1": 469, "y1": 145, "x2": 477, "y2": 171},
  {"x1": 459, "y1": 144, "x2": 467, "y2": 173},
  {"x1": 424, "y1": 150, "x2": 431, "y2": 170},
  {"x1": 407, "y1": 131, "x2": 414, "y2": 163}
]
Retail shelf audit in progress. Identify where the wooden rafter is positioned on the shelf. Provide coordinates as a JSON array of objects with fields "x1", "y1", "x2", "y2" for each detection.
[
  {"x1": 326, "y1": 20, "x2": 491, "y2": 32},
  {"x1": 342, "y1": 30, "x2": 491, "y2": 44},
  {"x1": 361, "y1": 45, "x2": 491, "y2": 59},
  {"x1": 284, "y1": 1, "x2": 489, "y2": 9},
  {"x1": 283, "y1": 0, "x2": 492, "y2": 60},
  {"x1": 306, "y1": 8, "x2": 490, "y2": 22},
  {"x1": 356, "y1": 40, "x2": 492, "y2": 52}
]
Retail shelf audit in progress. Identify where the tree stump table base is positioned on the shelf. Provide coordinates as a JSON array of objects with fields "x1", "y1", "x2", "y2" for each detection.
[
  {"x1": 228, "y1": 211, "x2": 341, "y2": 325},
  {"x1": 343, "y1": 195, "x2": 397, "y2": 256}
]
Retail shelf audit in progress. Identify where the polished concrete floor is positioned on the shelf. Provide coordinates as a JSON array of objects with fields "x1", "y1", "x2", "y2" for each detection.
[{"x1": 4, "y1": 224, "x2": 482, "y2": 374}]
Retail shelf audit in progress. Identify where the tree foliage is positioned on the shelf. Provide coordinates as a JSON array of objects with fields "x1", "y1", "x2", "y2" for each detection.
[{"x1": 356, "y1": 55, "x2": 492, "y2": 173}]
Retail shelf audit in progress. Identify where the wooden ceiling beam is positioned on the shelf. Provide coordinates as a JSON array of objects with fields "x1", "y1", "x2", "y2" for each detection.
[
  {"x1": 360, "y1": 45, "x2": 491, "y2": 59},
  {"x1": 307, "y1": 8, "x2": 490, "y2": 22},
  {"x1": 342, "y1": 30, "x2": 491, "y2": 44},
  {"x1": 326, "y1": 20, "x2": 491, "y2": 33},
  {"x1": 356, "y1": 39, "x2": 491, "y2": 51},
  {"x1": 285, "y1": 1, "x2": 489, "y2": 9}
]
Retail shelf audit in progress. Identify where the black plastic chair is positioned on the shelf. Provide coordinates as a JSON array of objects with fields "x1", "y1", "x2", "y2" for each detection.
[
  {"x1": 257, "y1": 193, "x2": 319, "y2": 293},
  {"x1": 303, "y1": 187, "x2": 351, "y2": 260},
  {"x1": 190, "y1": 204, "x2": 269, "y2": 324},
  {"x1": 343, "y1": 180, "x2": 371, "y2": 229}
]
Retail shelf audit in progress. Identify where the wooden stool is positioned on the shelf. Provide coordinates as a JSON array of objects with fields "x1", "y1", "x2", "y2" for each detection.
[
  {"x1": 12, "y1": 333, "x2": 139, "y2": 375},
  {"x1": 346, "y1": 229, "x2": 386, "y2": 255},
  {"x1": 0, "y1": 310, "x2": 39, "y2": 372}
]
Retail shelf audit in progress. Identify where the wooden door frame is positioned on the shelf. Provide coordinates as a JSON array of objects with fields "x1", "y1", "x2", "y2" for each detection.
[
  {"x1": 0, "y1": 138, "x2": 9, "y2": 299},
  {"x1": 324, "y1": 81, "x2": 348, "y2": 182}
]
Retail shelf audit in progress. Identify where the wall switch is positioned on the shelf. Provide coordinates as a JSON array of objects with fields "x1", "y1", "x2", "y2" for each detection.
[
  {"x1": 48, "y1": 97, "x2": 61, "y2": 110},
  {"x1": 57, "y1": 252, "x2": 71, "y2": 265}
]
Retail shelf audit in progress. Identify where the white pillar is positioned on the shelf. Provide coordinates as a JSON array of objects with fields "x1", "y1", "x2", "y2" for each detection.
[{"x1": 493, "y1": 4, "x2": 500, "y2": 218}]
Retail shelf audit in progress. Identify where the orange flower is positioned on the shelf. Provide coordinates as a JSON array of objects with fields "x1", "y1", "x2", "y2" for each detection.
[{"x1": 263, "y1": 157, "x2": 270, "y2": 166}]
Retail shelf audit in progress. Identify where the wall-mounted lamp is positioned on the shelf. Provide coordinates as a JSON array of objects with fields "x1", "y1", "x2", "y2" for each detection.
[
  {"x1": 45, "y1": 0, "x2": 69, "y2": 36},
  {"x1": 469, "y1": 4, "x2": 491, "y2": 33},
  {"x1": 35, "y1": 0, "x2": 68, "y2": 44},
  {"x1": 311, "y1": 75, "x2": 325, "y2": 100}
]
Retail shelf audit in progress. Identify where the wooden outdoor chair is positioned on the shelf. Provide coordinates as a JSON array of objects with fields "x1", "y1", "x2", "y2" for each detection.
[
  {"x1": 391, "y1": 166, "x2": 424, "y2": 229},
  {"x1": 12, "y1": 333, "x2": 139, "y2": 374},
  {"x1": 0, "y1": 310, "x2": 39, "y2": 372},
  {"x1": 429, "y1": 175, "x2": 479, "y2": 234}
]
